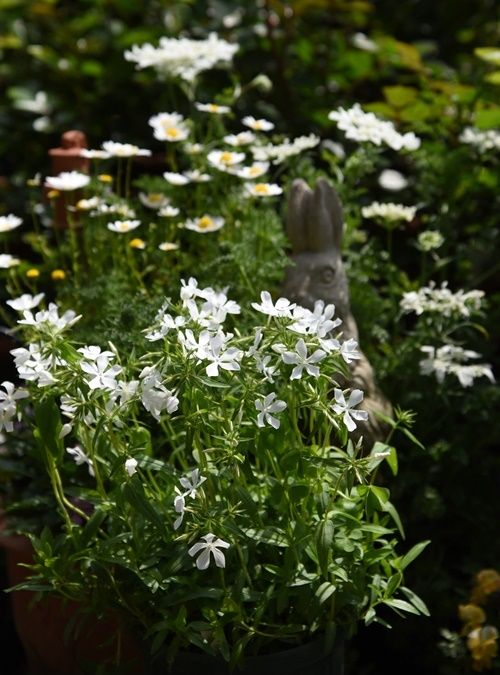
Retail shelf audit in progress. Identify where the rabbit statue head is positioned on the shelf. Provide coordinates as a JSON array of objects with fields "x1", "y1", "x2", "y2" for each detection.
[
  {"x1": 283, "y1": 177, "x2": 358, "y2": 343},
  {"x1": 283, "y1": 177, "x2": 392, "y2": 446}
]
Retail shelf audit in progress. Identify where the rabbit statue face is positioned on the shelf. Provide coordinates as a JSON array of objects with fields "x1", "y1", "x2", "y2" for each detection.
[{"x1": 283, "y1": 178, "x2": 359, "y2": 342}]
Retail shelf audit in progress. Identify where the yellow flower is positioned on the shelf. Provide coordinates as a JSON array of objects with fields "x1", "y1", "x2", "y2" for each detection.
[
  {"x1": 459, "y1": 604, "x2": 486, "y2": 635},
  {"x1": 98, "y1": 174, "x2": 113, "y2": 183},
  {"x1": 51, "y1": 269, "x2": 66, "y2": 280},
  {"x1": 47, "y1": 189, "x2": 60, "y2": 199},
  {"x1": 467, "y1": 626, "x2": 498, "y2": 671},
  {"x1": 26, "y1": 268, "x2": 40, "y2": 279},
  {"x1": 129, "y1": 238, "x2": 146, "y2": 250},
  {"x1": 471, "y1": 570, "x2": 500, "y2": 605}
]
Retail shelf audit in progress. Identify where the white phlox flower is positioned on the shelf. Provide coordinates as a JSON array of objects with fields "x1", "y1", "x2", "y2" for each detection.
[
  {"x1": 124, "y1": 33, "x2": 238, "y2": 82},
  {"x1": 149, "y1": 112, "x2": 189, "y2": 142},
  {"x1": 339, "y1": 338, "x2": 362, "y2": 364},
  {"x1": 10, "y1": 344, "x2": 58, "y2": 386},
  {"x1": 45, "y1": 171, "x2": 90, "y2": 191},
  {"x1": 66, "y1": 445, "x2": 95, "y2": 477},
  {"x1": 6, "y1": 293, "x2": 45, "y2": 311},
  {"x1": 289, "y1": 301, "x2": 341, "y2": 338},
  {"x1": 419, "y1": 345, "x2": 495, "y2": 388},
  {"x1": 188, "y1": 533, "x2": 230, "y2": 570},
  {"x1": 460, "y1": 127, "x2": 500, "y2": 153},
  {"x1": 378, "y1": 169, "x2": 408, "y2": 191},
  {"x1": 255, "y1": 392, "x2": 287, "y2": 429},
  {"x1": 200, "y1": 333, "x2": 243, "y2": 377},
  {"x1": 331, "y1": 388, "x2": 369, "y2": 432},
  {"x1": 140, "y1": 367, "x2": 179, "y2": 420},
  {"x1": 17, "y1": 303, "x2": 81, "y2": 335},
  {"x1": 400, "y1": 282, "x2": 484, "y2": 318},
  {"x1": 199, "y1": 290, "x2": 241, "y2": 324},
  {"x1": 328, "y1": 104, "x2": 420, "y2": 151},
  {"x1": 251, "y1": 135, "x2": 319, "y2": 164},
  {"x1": 0, "y1": 381, "x2": 29, "y2": 433},
  {"x1": 80, "y1": 353, "x2": 123, "y2": 391},
  {"x1": 125, "y1": 458, "x2": 138, "y2": 476},
  {"x1": 0, "y1": 214, "x2": 23, "y2": 233},
  {"x1": 242, "y1": 116, "x2": 274, "y2": 132},
  {"x1": 145, "y1": 311, "x2": 186, "y2": 341},
  {"x1": 251, "y1": 291, "x2": 296, "y2": 318},
  {"x1": 173, "y1": 468, "x2": 207, "y2": 530},
  {"x1": 101, "y1": 141, "x2": 151, "y2": 158},
  {"x1": 281, "y1": 338, "x2": 326, "y2": 379}
]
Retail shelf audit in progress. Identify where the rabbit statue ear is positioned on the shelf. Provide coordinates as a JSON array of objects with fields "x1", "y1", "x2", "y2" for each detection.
[
  {"x1": 285, "y1": 178, "x2": 313, "y2": 254},
  {"x1": 311, "y1": 178, "x2": 344, "y2": 251}
]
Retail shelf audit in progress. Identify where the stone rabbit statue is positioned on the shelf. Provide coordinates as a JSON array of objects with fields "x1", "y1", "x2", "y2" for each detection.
[{"x1": 282, "y1": 177, "x2": 392, "y2": 446}]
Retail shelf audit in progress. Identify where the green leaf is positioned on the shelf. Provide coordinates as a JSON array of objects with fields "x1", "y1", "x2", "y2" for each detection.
[
  {"x1": 34, "y1": 397, "x2": 64, "y2": 461},
  {"x1": 485, "y1": 71, "x2": 500, "y2": 85},
  {"x1": 475, "y1": 108, "x2": 500, "y2": 130},
  {"x1": 475, "y1": 47, "x2": 500, "y2": 66},
  {"x1": 400, "y1": 426, "x2": 425, "y2": 450},
  {"x1": 400, "y1": 586, "x2": 430, "y2": 616},
  {"x1": 399, "y1": 540, "x2": 430, "y2": 570},
  {"x1": 383, "y1": 501, "x2": 405, "y2": 539},
  {"x1": 383, "y1": 598, "x2": 421, "y2": 615},
  {"x1": 316, "y1": 519, "x2": 334, "y2": 575},
  {"x1": 315, "y1": 581, "x2": 336, "y2": 604},
  {"x1": 383, "y1": 85, "x2": 417, "y2": 108}
]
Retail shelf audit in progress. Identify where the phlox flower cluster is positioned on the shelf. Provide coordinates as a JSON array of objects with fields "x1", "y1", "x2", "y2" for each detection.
[
  {"x1": 329, "y1": 104, "x2": 421, "y2": 151},
  {"x1": 400, "y1": 282, "x2": 484, "y2": 318},
  {"x1": 361, "y1": 202, "x2": 417, "y2": 223},
  {"x1": 459, "y1": 127, "x2": 500, "y2": 153},
  {"x1": 124, "y1": 33, "x2": 238, "y2": 82},
  {"x1": 419, "y1": 345, "x2": 494, "y2": 388}
]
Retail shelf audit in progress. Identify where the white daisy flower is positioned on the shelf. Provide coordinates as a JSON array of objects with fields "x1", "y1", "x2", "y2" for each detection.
[
  {"x1": 378, "y1": 169, "x2": 408, "y2": 191},
  {"x1": 101, "y1": 141, "x2": 151, "y2": 157},
  {"x1": 223, "y1": 131, "x2": 256, "y2": 146},
  {"x1": 195, "y1": 102, "x2": 231, "y2": 114},
  {"x1": 158, "y1": 242, "x2": 180, "y2": 251},
  {"x1": 45, "y1": 171, "x2": 90, "y2": 191},
  {"x1": 232, "y1": 162, "x2": 269, "y2": 180},
  {"x1": 361, "y1": 202, "x2": 416, "y2": 222},
  {"x1": 183, "y1": 215, "x2": 225, "y2": 233},
  {"x1": 0, "y1": 254, "x2": 21, "y2": 268},
  {"x1": 79, "y1": 149, "x2": 111, "y2": 159},
  {"x1": 139, "y1": 192, "x2": 170, "y2": 209},
  {"x1": 242, "y1": 116, "x2": 274, "y2": 132},
  {"x1": 158, "y1": 205, "x2": 180, "y2": 217},
  {"x1": 163, "y1": 172, "x2": 190, "y2": 186},
  {"x1": 0, "y1": 215, "x2": 22, "y2": 233},
  {"x1": 207, "y1": 149, "x2": 245, "y2": 171},
  {"x1": 149, "y1": 112, "x2": 189, "y2": 142},
  {"x1": 185, "y1": 142, "x2": 204, "y2": 154},
  {"x1": 184, "y1": 169, "x2": 211, "y2": 183},
  {"x1": 107, "y1": 220, "x2": 141, "y2": 233}
]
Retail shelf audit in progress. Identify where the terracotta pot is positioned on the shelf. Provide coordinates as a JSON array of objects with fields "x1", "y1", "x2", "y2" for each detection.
[{"x1": 0, "y1": 518, "x2": 145, "y2": 674}]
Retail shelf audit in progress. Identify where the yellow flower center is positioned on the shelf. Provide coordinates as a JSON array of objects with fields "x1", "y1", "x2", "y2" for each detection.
[
  {"x1": 249, "y1": 166, "x2": 262, "y2": 177},
  {"x1": 47, "y1": 190, "x2": 60, "y2": 199},
  {"x1": 208, "y1": 104, "x2": 220, "y2": 112},
  {"x1": 164, "y1": 126, "x2": 181, "y2": 139},
  {"x1": 129, "y1": 238, "x2": 145, "y2": 249},
  {"x1": 220, "y1": 152, "x2": 234, "y2": 164},
  {"x1": 98, "y1": 174, "x2": 113, "y2": 183},
  {"x1": 253, "y1": 121, "x2": 263, "y2": 130},
  {"x1": 147, "y1": 194, "x2": 163, "y2": 203},
  {"x1": 198, "y1": 216, "x2": 214, "y2": 229},
  {"x1": 26, "y1": 268, "x2": 40, "y2": 278},
  {"x1": 254, "y1": 183, "x2": 270, "y2": 195},
  {"x1": 51, "y1": 269, "x2": 66, "y2": 280}
]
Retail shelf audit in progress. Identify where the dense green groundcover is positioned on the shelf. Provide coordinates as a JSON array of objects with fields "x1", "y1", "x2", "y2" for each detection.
[{"x1": 1, "y1": 1, "x2": 499, "y2": 674}]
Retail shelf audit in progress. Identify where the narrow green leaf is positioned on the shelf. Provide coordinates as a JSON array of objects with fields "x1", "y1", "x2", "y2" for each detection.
[
  {"x1": 400, "y1": 540, "x2": 430, "y2": 570},
  {"x1": 315, "y1": 581, "x2": 336, "y2": 604}
]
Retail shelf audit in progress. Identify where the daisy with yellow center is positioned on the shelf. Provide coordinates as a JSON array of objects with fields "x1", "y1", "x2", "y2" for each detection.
[
  {"x1": 223, "y1": 131, "x2": 256, "y2": 146},
  {"x1": 195, "y1": 102, "x2": 231, "y2": 114},
  {"x1": 242, "y1": 116, "x2": 274, "y2": 132},
  {"x1": 139, "y1": 192, "x2": 170, "y2": 210},
  {"x1": 158, "y1": 205, "x2": 180, "y2": 218},
  {"x1": 207, "y1": 150, "x2": 245, "y2": 171},
  {"x1": 183, "y1": 215, "x2": 225, "y2": 234},
  {"x1": 245, "y1": 182, "x2": 283, "y2": 197},
  {"x1": 233, "y1": 162, "x2": 269, "y2": 180},
  {"x1": 158, "y1": 242, "x2": 180, "y2": 252},
  {"x1": 149, "y1": 112, "x2": 189, "y2": 143},
  {"x1": 129, "y1": 238, "x2": 146, "y2": 250},
  {"x1": 107, "y1": 220, "x2": 141, "y2": 234}
]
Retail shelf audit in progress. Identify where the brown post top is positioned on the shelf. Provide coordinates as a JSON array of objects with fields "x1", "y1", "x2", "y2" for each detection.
[{"x1": 48, "y1": 130, "x2": 90, "y2": 174}]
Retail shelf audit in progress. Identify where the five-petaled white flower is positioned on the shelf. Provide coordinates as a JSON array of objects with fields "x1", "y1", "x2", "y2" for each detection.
[
  {"x1": 0, "y1": 254, "x2": 21, "y2": 269},
  {"x1": 195, "y1": 102, "x2": 231, "y2": 114},
  {"x1": 251, "y1": 291, "x2": 295, "y2": 318},
  {"x1": 281, "y1": 338, "x2": 326, "y2": 379},
  {"x1": 188, "y1": 533, "x2": 230, "y2": 570},
  {"x1": 6, "y1": 293, "x2": 45, "y2": 312},
  {"x1": 255, "y1": 392, "x2": 287, "y2": 429},
  {"x1": 0, "y1": 381, "x2": 29, "y2": 433},
  {"x1": 102, "y1": 141, "x2": 151, "y2": 158},
  {"x1": 125, "y1": 458, "x2": 138, "y2": 476},
  {"x1": 244, "y1": 182, "x2": 282, "y2": 197},
  {"x1": 66, "y1": 445, "x2": 95, "y2": 477},
  {"x1": 331, "y1": 388, "x2": 369, "y2": 432},
  {"x1": 107, "y1": 220, "x2": 141, "y2": 234},
  {"x1": 80, "y1": 354, "x2": 123, "y2": 391},
  {"x1": 183, "y1": 215, "x2": 225, "y2": 234},
  {"x1": 207, "y1": 150, "x2": 245, "y2": 171},
  {"x1": 149, "y1": 112, "x2": 190, "y2": 142}
]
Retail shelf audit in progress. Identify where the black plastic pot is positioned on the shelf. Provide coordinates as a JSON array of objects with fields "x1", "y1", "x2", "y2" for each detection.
[{"x1": 148, "y1": 635, "x2": 344, "y2": 675}]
